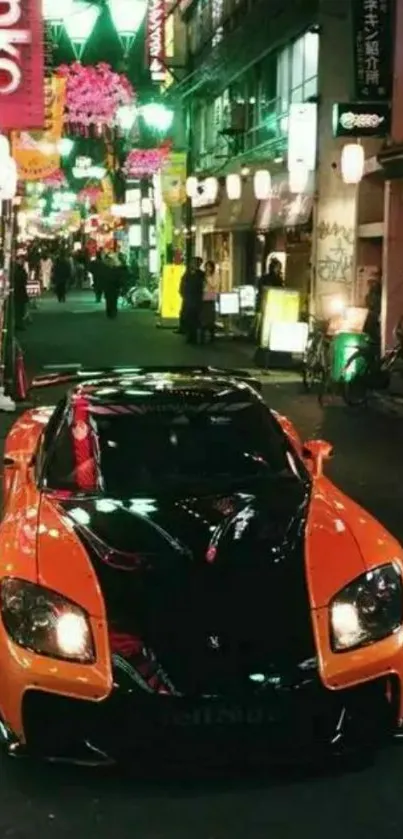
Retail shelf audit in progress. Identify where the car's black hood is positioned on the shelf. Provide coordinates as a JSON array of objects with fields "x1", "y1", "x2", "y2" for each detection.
[{"x1": 57, "y1": 477, "x2": 317, "y2": 697}]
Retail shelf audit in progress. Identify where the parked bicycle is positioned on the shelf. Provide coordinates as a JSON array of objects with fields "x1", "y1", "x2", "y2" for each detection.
[
  {"x1": 302, "y1": 316, "x2": 332, "y2": 394},
  {"x1": 342, "y1": 318, "x2": 403, "y2": 407}
]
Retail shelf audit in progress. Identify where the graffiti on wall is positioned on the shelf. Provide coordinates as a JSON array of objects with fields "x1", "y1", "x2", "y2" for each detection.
[{"x1": 316, "y1": 221, "x2": 354, "y2": 286}]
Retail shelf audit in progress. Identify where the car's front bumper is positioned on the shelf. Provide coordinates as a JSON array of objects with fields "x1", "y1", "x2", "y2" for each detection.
[{"x1": 7, "y1": 671, "x2": 397, "y2": 766}]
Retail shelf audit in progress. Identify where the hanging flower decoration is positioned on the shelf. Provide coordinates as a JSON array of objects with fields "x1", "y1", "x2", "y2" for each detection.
[
  {"x1": 123, "y1": 145, "x2": 170, "y2": 179},
  {"x1": 77, "y1": 185, "x2": 103, "y2": 206},
  {"x1": 56, "y1": 62, "x2": 135, "y2": 132},
  {"x1": 42, "y1": 169, "x2": 67, "y2": 189}
]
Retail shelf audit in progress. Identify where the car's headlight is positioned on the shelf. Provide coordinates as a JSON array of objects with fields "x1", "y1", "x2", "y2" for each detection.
[
  {"x1": 330, "y1": 563, "x2": 403, "y2": 652},
  {"x1": 0, "y1": 578, "x2": 95, "y2": 663}
]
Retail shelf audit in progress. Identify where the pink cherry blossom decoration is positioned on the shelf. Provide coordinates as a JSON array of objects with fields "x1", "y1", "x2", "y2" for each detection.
[
  {"x1": 57, "y1": 62, "x2": 135, "y2": 129},
  {"x1": 77, "y1": 185, "x2": 103, "y2": 206},
  {"x1": 43, "y1": 170, "x2": 67, "y2": 188},
  {"x1": 123, "y1": 146, "x2": 170, "y2": 178}
]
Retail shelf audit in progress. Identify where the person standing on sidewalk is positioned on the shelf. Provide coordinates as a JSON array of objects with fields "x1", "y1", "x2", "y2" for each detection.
[
  {"x1": 180, "y1": 257, "x2": 205, "y2": 344},
  {"x1": 200, "y1": 260, "x2": 220, "y2": 344}
]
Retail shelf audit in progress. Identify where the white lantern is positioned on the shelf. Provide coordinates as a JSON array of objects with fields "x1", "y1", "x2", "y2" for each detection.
[
  {"x1": 254, "y1": 169, "x2": 271, "y2": 200},
  {"x1": 186, "y1": 176, "x2": 198, "y2": 198},
  {"x1": 204, "y1": 176, "x2": 218, "y2": 202},
  {"x1": 0, "y1": 135, "x2": 10, "y2": 163},
  {"x1": 0, "y1": 157, "x2": 17, "y2": 200},
  {"x1": 340, "y1": 143, "x2": 364, "y2": 184},
  {"x1": 226, "y1": 173, "x2": 241, "y2": 200},
  {"x1": 288, "y1": 162, "x2": 309, "y2": 193}
]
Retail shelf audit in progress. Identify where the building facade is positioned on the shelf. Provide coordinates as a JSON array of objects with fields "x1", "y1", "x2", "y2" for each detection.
[{"x1": 171, "y1": 0, "x2": 396, "y2": 345}]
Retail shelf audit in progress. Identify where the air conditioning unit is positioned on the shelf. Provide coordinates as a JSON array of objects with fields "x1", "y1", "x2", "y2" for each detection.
[{"x1": 221, "y1": 102, "x2": 246, "y2": 134}]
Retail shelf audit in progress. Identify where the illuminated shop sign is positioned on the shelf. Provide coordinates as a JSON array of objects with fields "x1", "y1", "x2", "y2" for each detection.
[
  {"x1": 147, "y1": 0, "x2": 166, "y2": 83},
  {"x1": 333, "y1": 102, "x2": 391, "y2": 138},
  {"x1": 0, "y1": 0, "x2": 44, "y2": 129}
]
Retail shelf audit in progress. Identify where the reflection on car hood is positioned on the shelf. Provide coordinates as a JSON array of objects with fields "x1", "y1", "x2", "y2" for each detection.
[{"x1": 55, "y1": 479, "x2": 317, "y2": 696}]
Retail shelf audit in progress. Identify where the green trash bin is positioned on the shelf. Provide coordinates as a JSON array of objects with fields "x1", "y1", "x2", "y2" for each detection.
[{"x1": 331, "y1": 332, "x2": 370, "y2": 383}]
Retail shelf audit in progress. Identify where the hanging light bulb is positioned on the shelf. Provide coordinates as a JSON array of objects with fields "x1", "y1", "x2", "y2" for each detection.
[
  {"x1": 186, "y1": 176, "x2": 198, "y2": 198},
  {"x1": 226, "y1": 173, "x2": 241, "y2": 200},
  {"x1": 288, "y1": 162, "x2": 309, "y2": 193},
  {"x1": 340, "y1": 143, "x2": 364, "y2": 184},
  {"x1": 254, "y1": 170, "x2": 271, "y2": 200},
  {"x1": 204, "y1": 177, "x2": 218, "y2": 202}
]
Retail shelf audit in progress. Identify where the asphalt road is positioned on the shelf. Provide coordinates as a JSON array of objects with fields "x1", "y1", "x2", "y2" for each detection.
[{"x1": 1, "y1": 291, "x2": 403, "y2": 839}]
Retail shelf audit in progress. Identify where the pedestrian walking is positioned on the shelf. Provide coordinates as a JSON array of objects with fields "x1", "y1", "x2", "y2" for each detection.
[
  {"x1": 52, "y1": 250, "x2": 71, "y2": 302},
  {"x1": 39, "y1": 251, "x2": 53, "y2": 292},
  {"x1": 13, "y1": 255, "x2": 29, "y2": 331},
  {"x1": 91, "y1": 252, "x2": 104, "y2": 303},
  {"x1": 103, "y1": 253, "x2": 121, "y2": 319}
]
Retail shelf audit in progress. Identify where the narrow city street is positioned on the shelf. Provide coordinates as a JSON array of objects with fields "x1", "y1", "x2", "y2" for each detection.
[{"x1": 0, "y1": 293, "x2": 401, "y2": 839}]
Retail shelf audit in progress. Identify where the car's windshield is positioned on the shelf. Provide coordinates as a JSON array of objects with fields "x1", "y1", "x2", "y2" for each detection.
[{"x1": 44, "y1": 399, "x2": 306, "y2": 496}]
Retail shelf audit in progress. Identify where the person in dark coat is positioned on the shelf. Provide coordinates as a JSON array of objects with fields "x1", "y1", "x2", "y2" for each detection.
[
  {"x1": 92, "y1": 252, "x2": 104, "y2": 302},
  {"x1": 180, "y1": 257, "x2": 205, "y2": 344},
  {"x1": 52, "y1": 251, "x2": 71, "y2": 302},
  {"x1": 14, "y1": 255, "x2": 29, "y2": 330},
  {"x1": 364, "y1": 277, "x2": 381, "y2": 345},
  {"x1": 103, "y1": 254, "x2": 121, "y2": 319}
]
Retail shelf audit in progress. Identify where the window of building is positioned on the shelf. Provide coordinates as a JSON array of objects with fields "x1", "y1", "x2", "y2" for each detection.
[{"x1": 277, "y1": 31, "x2": 319, "y2": 111}]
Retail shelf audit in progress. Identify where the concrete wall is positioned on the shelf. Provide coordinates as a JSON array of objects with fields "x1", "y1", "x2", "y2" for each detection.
[{"x1": 314, "y1": 0, "x2": 358, "y2": 313}]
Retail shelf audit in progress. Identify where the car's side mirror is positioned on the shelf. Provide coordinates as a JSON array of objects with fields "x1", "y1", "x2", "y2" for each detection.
[{"x1": 302, "y1": 439, "x2": 333, "y2": 477}]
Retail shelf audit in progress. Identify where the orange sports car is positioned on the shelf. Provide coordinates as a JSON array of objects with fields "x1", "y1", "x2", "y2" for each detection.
[{"x1": 0, "y1": 365, "x2": 402, "y2": 765}]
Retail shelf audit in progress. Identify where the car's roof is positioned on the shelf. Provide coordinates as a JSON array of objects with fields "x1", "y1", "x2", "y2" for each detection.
[{"x1": 71, "y1": 370, "x2": 261, "y2": 407}]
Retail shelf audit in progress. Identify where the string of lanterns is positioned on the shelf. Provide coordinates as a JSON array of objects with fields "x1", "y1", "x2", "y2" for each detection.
[
  {"x1": 186, "y1": 141, "x2": 365, "y2": 203},
  {"x1": 186, "y1": 168, "x2": 277, "y2": 202}
]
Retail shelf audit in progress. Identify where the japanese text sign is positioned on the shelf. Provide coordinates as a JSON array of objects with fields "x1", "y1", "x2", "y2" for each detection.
[{"x1": 352, "y1": 0, "x2": 393, "y2": 100}]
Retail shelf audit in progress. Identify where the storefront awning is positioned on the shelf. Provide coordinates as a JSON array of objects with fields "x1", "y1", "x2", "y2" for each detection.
[
  {"x1": 255, "y1": 171, "x2": 314, "y2": 231},
  {"x1": 215, "y1": 178, "x2": 258, "y2": 231}
]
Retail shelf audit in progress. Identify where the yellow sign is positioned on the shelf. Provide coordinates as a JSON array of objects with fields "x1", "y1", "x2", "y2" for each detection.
[
  {"x1": 161, "y1": 153, "x2": 187, "y2": 206},
  {"x1": 96, "y1": 176, "x2": 115, "y2": 214},
  {"x1": 160, "y1": 264, "x2": 184, "y2": 320},
  {"x1": 260, "y1": 288, "x2": 300, "y2": 348},
  {"x1": 12, "y1": 76, "x2": 67, "y2": 182}
]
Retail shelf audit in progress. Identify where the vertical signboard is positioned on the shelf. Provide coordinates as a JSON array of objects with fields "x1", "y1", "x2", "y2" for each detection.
[
  {"x1": 352, "y1": 0, "x2": 393, "y2": 100},
  {"x1": 0, "y1": 0, "x2": 44, "y2": 130},
  {"x1": 147, "y1": 0, "x2": 166, "y2": 83}
]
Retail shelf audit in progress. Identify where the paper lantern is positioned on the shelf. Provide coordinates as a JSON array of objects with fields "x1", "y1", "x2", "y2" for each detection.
[
  {"x1": 226, "y1": 173, "x2": 241, "y2": 200},
  {"x1": 288, "y1": 162, "x2": 309, "y2": 193},
  {"x1": 254, "y1": 169, "x2": 271, "y2": 200},
  {"x1": 0, "y1": 135, "x2": 10, "y2": 163},
  {"x1": 340, "y1": 143, "x2": 364, "y2": 184},
  {"x1": 186, "y1": 176, "x2": 198, "y2": 198},
  {"x1": 204, "y1": 177, "x2": 218, "y2": 202},
  {"x1": 0, "y1": 157, "x2": 18, "y2": 200}
]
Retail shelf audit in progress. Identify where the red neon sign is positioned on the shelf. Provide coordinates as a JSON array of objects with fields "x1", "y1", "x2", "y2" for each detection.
[
  {"x1": 0, "y1": 0, "x2": 44, "y2": 130},
  {"x1": 147, "y1": 0, "x2": 166, "y2": 82}
]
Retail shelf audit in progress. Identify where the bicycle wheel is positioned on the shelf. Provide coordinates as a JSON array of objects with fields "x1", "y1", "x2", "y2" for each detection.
[
  {"x1": 302, "y1": 348, "x2": 322, "y2": 391},
  {"x1": 342, "y1": 352, "x2": 370, "y2": 407}
]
